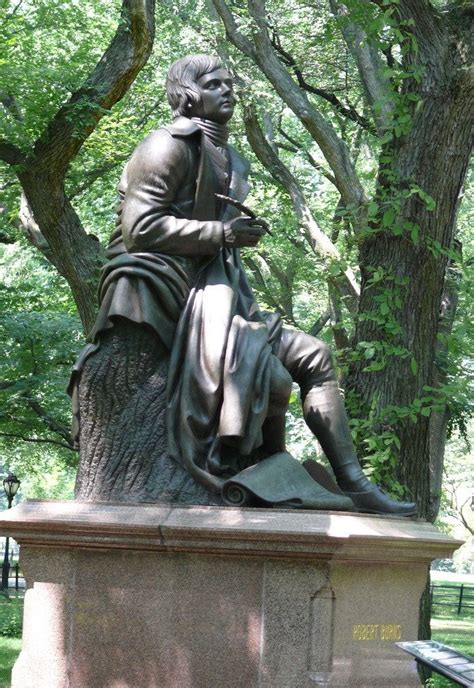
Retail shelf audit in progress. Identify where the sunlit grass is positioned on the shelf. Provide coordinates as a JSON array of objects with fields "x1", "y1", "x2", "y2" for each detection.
[
  {"x1": 428, "y1": 614, "x2": 474, "y2": 687},
  {"x1": 0, "y1": 637, "x2": 21, "y2": 688},
  {"x1": 0, "y1": 594, "x2": 23, "y2": 688}
]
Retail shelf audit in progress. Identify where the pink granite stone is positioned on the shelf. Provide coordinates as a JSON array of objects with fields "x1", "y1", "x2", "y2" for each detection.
[{"x1": 0, "y1": 501, "x2": 462, "y2": 688}]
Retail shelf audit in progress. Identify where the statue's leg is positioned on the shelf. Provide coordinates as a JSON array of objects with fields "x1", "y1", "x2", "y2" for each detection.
[
  {"x1": 277, "y1": 329, "x2": 417, "y2": 515},
  {"x1": 261, "y1": 414, "x2": 286, "y2": 455}
]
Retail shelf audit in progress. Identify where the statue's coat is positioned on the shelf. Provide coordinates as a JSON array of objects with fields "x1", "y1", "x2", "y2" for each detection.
[{"x1": 70, "y1": 118, "x2": 292, "y2": 493}]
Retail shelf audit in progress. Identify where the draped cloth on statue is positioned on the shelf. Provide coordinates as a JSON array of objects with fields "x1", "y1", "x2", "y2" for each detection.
[
  {"x1": 166, "y1": 245, "x2": 291, "y2": 493},
  {"x1": 69, "y1": 118, "x2": 292, "y2": 494}
]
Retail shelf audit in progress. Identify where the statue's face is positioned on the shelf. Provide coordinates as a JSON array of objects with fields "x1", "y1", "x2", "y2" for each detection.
[{"x1": 191, "y1": 68, "x2": 235, "y2": 123}]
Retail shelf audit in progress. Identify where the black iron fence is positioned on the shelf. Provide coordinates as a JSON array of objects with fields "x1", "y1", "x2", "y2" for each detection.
[
  {"x1": 9, "y1": 562, "x2": 22, "y2": 590},
  {"x1": 430, "y1": 583, "x2": 474, "y2": 615},
  {"x1": 0, "y1": 561, "x2": 23, "y2": 591}
]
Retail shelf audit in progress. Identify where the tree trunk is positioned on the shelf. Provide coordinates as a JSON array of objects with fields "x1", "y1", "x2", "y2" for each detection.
[
  {"x1": 74, "y1": 320, "x2": 223, "y2": 505},
  {"x1": 347, "y1": 17, "x2": 473, "y2": 517},
  {"x1": 1, "y1": 0, "x2": 156, "y2": 332},
  {"x1": 19, "y1": 172, "x2": 103, "y2": 333},
  {"x1": 428, "y1": 261, "x2": 461, "y2": 521}
]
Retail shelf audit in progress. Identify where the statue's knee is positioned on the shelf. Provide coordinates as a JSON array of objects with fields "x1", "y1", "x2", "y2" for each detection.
[
  {"x1": 298, "y1": 339, "x2": 336, "y2": 395},
  {"x1": 267, "y1": 363, "x2": 292, "y2": 416},
  {"x1": 307, "y1": 338, "x2": 333, "y2": 371}
]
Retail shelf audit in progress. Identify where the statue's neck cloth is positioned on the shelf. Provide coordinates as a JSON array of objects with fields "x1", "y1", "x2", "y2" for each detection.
[{"x1": 191, "y1": 118, "x2": 229, "y2": 148}]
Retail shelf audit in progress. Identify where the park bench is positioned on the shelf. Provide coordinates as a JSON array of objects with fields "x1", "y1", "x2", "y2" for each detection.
[{"x1": 397, "y1": 640, "x2": 474, "y2": 687}]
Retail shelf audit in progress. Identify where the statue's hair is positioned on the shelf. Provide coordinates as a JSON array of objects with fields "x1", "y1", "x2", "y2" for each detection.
[{"x1": 166, "y1": 54, "x2": 223, "y2": 118}]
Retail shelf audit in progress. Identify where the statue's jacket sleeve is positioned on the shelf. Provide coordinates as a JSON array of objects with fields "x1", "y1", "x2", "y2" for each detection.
[
  {"x1": 72, "y1": 118, "x2": 292, "y2": 493},
  {"x1": 89, "y1": 123, "x2": 225, "y2": 349}
]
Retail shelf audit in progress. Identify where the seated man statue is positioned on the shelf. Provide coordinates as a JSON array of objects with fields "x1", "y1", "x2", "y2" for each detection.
[{"x1": 69, "y1": 54, "x2": 416, "y2": 515}]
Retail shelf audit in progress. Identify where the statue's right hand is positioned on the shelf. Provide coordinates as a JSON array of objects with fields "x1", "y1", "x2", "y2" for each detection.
[{"x1": 223, "y1": 216, "x2": 266, "y2": 248}]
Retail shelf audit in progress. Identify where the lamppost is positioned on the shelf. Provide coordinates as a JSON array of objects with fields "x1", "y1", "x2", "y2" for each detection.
[{"x1": 1, "y1": 473, "x2": 20, "y2": 590}]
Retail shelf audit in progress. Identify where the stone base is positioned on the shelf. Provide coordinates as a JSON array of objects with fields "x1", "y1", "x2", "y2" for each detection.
[{"x1": 0, "y1": 501, "x2": 462, "y2": 688}]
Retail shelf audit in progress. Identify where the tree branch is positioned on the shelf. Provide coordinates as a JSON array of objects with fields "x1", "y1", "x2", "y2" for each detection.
[
  {"x1": 11, "y1": 1, "x2": 152, "y2": 332},
  {"x1": 308, "y1": 308, "x2": 331, "y2": 337},
  {"x1": 0, "y1": 91, "x2": 23, "y2": 122},
  {"x1": 209, "y1": 0, "x2": 256, "y2": 56},
  {"x1": 68, "y1": 157, "x2": 128, "y2": 199},
  {"x1": 443, "y1": 470, "x2": 474, "y2": 536},
  {"x1": 270, "y1": 29, "x2": 377, "y2": 134},
  {"x1": 329, "y1": 0, "x2": 393, "y2": 133},
  {"x1": 457, "y1": 496, "x2": 474, "y2": 536},
  {"x1": 3, "y1": 387, "x2": 75, "y2": 448},
  {"x1": 0, "y1": 431, "x2": 76, "y2": 452},
  {"x1": 29, "y1": 0, "x2": 156, "y2": 174},
  {"x1": 211, "y1": 0, "x2": 366, "y2": 209},
  {"x1": 25, "y1": 398, "x2": 74, "y2": 447},
  {"x1": 328, "y1": 282, "x2": 351, "y2": 351},
  {"x1": 0, "y1": 140, "x2": 25, "y2": 166},
  {"x1": 242, "y1": 255, "x2": 298, "y2": 325},
  {"x1": 0, "y1": 379, "x2": 28, "y2": 391},
  {"x1": 258, "y1": 250, "x2": 296, "y2": 322},
  {"x1": 277, "y1": 127, "x2": 337, "y2": 186},
  {"x1": 243, "y1": 104, "x2": 360, "y2": 311},
  {"x1": 0, "y1": 0, "x2": 23, "y2": 29},
  {"x1": 18, "y1": 193, "x2": 67, "y2": 276}
]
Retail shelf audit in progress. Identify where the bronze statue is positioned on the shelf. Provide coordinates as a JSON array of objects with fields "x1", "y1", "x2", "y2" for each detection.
[{"x1": 70, "y1": 55, "x2": 416, "y2": 515}]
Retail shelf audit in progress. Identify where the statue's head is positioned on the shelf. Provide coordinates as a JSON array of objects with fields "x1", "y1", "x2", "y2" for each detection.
[{"x1": 166, "y1": 54, "x2": 235, "y2": 124}]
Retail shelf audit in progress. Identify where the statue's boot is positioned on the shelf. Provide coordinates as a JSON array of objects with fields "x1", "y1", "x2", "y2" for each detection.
[{"x1": 303, "y1": 382, "x2": 417, "y2": 516}]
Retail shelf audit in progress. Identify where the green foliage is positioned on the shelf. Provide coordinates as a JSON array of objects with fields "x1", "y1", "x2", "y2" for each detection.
[
  {"x1": 0, "y1": 241, "x2": 80, "y2": 498},
  {"x1": 344, "y1": 393, "x2": 404, "y2": 494},
  {"x1": 0, "y1": 0, "x2": 120, "y2": 150},
  {"x1": 0, "y1": 597, "x2": 23, "y2": 639}
]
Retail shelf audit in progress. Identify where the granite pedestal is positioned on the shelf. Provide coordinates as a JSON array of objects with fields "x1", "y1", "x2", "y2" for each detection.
[{"x1": 0, "y1": 501, "x2": 462, "y2": 688}]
